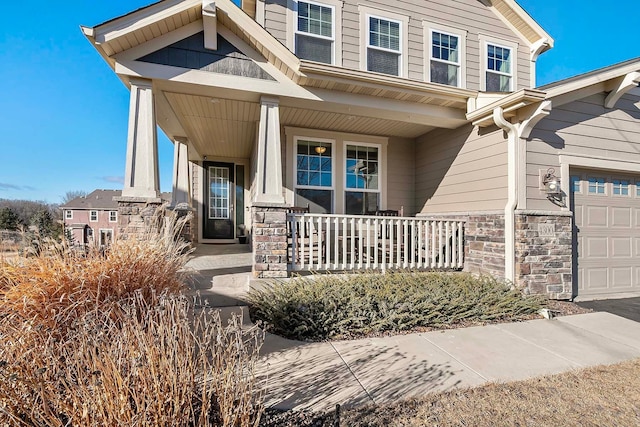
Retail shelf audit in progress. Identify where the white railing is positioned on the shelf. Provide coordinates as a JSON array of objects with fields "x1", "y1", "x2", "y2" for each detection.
[{"x1": 287, "y1": 213, "x2": 464, "y2": 272}]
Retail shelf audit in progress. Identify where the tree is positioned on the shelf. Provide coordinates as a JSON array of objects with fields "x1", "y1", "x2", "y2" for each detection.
[
  {"x1": 0, "y1": 207, "x2": 20, "y2": 230},
  {"x1": 30, "y1": 209, "x2": 59, "y2": 238},
  {"x1": 62, "y1": 190, "x2": 87, "y2": 205}
]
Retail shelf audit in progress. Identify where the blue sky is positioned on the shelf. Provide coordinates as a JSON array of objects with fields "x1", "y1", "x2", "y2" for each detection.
[{"x1": 0, "y1": 1, "x2": 638, "y2": 203}]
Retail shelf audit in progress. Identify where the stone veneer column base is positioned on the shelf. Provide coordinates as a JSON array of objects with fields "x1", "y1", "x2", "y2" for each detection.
[
  {"x1": 115, "y1": 196, "x2": 164, "y2": 239},
  {"x1": 252, "y1": 203, "x2": 288, "y2": 278},
  {"x1": 515, "y1": 211, "x2": 572, "y2": 300}
]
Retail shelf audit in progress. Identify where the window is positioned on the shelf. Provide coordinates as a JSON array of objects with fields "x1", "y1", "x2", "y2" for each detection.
[
  {"x1": 367, "y1": 16, "x2": 401, "y2": 76},
  {"x1": 295, "y1": 139, "x2": 333, "y2": 212},
  {"x1": 430, "y1": 31, "x2": 460, "y2": 86},
  {"x1": 588, "y1": 177, "x2": 606, "y2": 194},
  {"x1": 345, "y1": 144, "x2": 380, "y2": 214},
  {"x1": 295, "y1": 0, "x2": 334, "y2": 64},
  {"x1": 570, "y1": 176, "x2": 581, "y2": 193},
  {"x1": 89, "y1": 210, "x2": 98, "y2": 222},
  {"x1": 109, "y1": 211, "x2": 117, "y2": 222},
  {"x1": 65, "y1": 210, "x2": 72, "y2": 220},
  {"x1": 612, "y1": 179, "x2": 629, "y2": 196},
  {"x1": 486, "y1": 43, "x2": 512, "y2": 92}
]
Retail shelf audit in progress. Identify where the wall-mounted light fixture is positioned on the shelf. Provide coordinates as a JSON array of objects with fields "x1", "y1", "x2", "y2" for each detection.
[
  {"x1": 541, "y1": 168, "x2": 561, "y2": 196},
  {"x1": 314, "y1": 145, "x2": 327, "y2": 155}
]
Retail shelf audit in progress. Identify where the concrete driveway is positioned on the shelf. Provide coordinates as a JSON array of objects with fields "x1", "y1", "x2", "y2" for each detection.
[{"x1": 576, "y1": 297, "x2": 640, "y2": 323}]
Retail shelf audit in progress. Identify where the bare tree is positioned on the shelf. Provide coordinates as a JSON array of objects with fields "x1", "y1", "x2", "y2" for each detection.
[{"x1": 61, "y1": 190, "x2": 87, "y2": 205}]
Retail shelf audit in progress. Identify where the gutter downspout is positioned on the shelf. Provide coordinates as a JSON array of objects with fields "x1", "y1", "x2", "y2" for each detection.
[{"x1": 493, "y1": 107, "x2": 519, "y2": 284}]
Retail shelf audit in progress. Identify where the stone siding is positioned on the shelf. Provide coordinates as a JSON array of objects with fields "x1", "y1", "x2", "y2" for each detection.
[
  {"x1": 464, "y1": 214, "x2": 506, "y2": 280},
  {"x1": 515, "y1": 213, "x2": 572, "y2": 299},
  {"x1": 252, "y1": 205, "x2": 288, "y2": 278},
  {"x1": 116, "y1": 197, "x2": 164, "y2": 238}
]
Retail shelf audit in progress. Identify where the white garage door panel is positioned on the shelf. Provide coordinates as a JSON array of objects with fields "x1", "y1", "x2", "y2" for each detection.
[{"x1": 573, "y1": 169, "x2": 640, "y2": 298}]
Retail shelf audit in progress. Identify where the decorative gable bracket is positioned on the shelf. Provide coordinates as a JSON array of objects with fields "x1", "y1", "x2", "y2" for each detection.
[
  {"x1": 604, "y1": 71, "x2": 640, "y2": 109},
  {"x1": 203, "y1": 0, "x2": 218, "y2": 51}
]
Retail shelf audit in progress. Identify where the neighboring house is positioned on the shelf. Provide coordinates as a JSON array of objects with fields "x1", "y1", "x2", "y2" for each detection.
[
  {"x1": 61, "y1": 190, "x2": 122, "y2": 248},
  {"x1": 81, "y1": 0, "x2": 640, "y2": 300}
]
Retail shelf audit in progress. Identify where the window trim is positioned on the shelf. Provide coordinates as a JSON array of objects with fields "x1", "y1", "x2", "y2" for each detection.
[
  {"x1": 343, "y1": 141, "x2": 382, "y2": 214},
  {"x1": 89, "y1": 210, "x2": 98, "y2": 222},
  {"x1": 587, "y1": 176, "x2": 607, "y2": 196},
  {"x1": 423, "y1": 21, "x2": 467, "y2": 88},
  {"x1": 479, "y1": 34, "x2": 518, "y2": 92},
  {"x1": 109, "y1": 210, "x2": 118, "y2": 223},
  {"x1": 285, "y1": 127, "x2": 388, "y2": 214},
  {"x1": 358, "y1": 5, "x2": 408, "y2": 78},
  {"x1": 612, "y1": 178, "x2": 630, "y2": 196},
  {"x1": 286, "y1": 0, "x2": 343, "y2": 66},
  {"x1": 65, "y1": 210, "x2": 73, "y2": 220}
]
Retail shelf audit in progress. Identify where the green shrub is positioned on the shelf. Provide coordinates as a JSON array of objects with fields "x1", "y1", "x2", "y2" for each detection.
[{"x1": 247, "y1": 272, "x2": 545, "y2": 341}]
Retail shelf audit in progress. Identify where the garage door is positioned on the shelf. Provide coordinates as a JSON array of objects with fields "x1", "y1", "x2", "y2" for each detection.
[{"x1": 572, "y1": 169, "x2": 640, "y2": 298}]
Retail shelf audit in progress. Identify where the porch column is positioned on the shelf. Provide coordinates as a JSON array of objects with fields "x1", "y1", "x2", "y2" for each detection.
[
  {"x1": 122, "y1": 78, "x2": 160, "y2": 199},
  {"x1": 254, "y1": 96, "x2": 285, "y2": 204},
  {"x1": 171, "y1": 137, "x2": 191, "y2": 208}
]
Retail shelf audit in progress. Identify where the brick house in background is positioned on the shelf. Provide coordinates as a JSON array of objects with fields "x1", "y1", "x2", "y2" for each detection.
[{"x1": 61, "y1": 190, "x2": 122, "y2": 248}]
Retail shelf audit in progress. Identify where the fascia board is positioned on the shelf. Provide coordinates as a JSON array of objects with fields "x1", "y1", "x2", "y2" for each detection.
[
  {"x1": 467, "y1": 89, "x2": 547, "y2": 126},
  {"x1": 499, "y1": 0, "x2": 554, "y2": 49},
  {"x1": 546, "y1": 63, "x2": 640, "y2": 103}
]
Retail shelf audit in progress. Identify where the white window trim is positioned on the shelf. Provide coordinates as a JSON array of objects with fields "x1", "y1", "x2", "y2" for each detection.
[
  {"x1": 109, "y1": 210, "x2": 118, "y2": 222},
  {"x1": 343, "y1": 141, "x2": 383, "y2": 212},
  {"x1": 586, "y1": 176, "x2": 607, "y2": 196},
  {"x1": 479, "y1": 34, "x2": 518, "y2": 92},
  {"x1": 358, "y1": 5, "x2": 408, "y2": 78},
  {"x1": 423, "y1": 21, "x2": 467, "y2": 88},
  {"x1": 285, "y1": 127, "x2": 388, "y2": 214},
  {"x1": 98, "y1": 228, "x2": 114, "y2": 246},
  {"x1": 89, "y1": 210, "x2": 98, "y2": 222},
  {"x1": 293, "y1": 136, "x2": 337, "y2": 210},
  {"x1": 612, "y1": 178, "x2": 630, "y2": 196},
  {"x1": 65, "y1": 210, "x2": 73, "y2": 220},
  {"x1": 286, "y1": 0, "x2": 343, "y2": 66}
]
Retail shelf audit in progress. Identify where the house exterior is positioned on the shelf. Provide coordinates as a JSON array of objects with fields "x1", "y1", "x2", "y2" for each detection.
[
  {"x1": 81, "y1": 0, "x2": 640, "y2": 300},
  {"x1": 61, "y1": 190, "x2": 122, "y2": 248}
]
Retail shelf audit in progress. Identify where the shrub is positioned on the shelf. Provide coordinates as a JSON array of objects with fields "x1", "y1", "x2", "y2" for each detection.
[{"x1": 247, "y1": 272, "x2": 545, "y2": 341}]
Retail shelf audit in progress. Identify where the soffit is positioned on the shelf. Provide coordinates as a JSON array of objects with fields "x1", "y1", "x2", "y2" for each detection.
[
  {"x1": 162, "y1": 92, "x2": 434, "y2": 158},
  {"x1": 489, "y1": 0, "x2": 554, "y2": 48}
]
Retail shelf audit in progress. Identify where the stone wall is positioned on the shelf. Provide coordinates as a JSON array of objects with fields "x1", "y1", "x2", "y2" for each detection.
[
  {"x1": 252, "y1": 204, "x2": 288, "y2": 278},
  {"x1": 515, "y1": 212, "x2": 572, "y2": 300},
  {"x1": 464, "y1": 214, "x2": 506, "y2": 280},
  {"x1": 115, "y1": 197, "x2": 164, "y2": 238}
]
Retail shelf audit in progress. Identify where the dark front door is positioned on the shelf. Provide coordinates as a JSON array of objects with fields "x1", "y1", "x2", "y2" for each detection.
[{"x1": 203, "y1": 162, "x2": 235, "y2": 239}]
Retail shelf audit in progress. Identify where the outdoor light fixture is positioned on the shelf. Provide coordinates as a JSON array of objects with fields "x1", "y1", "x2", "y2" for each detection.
[
  {"x1": 315, "y1": 145, "x2": 327, "y2": 154},
  {"x1": 542, "y1": 168, "x2": 561, "y2": 196}
]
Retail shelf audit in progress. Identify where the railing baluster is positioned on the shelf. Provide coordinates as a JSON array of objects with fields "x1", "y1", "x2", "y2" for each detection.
[
  {"x1": 445, "y1": 221, "x2": 450, "y2": 268},
  {"x1": 374, "y1": 218, "x2": 379, "y2": 270}
]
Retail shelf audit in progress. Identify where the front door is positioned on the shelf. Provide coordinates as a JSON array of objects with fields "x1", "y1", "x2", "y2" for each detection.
[{"x1": 203, "y1": 161, "x2": 235, "y2": 239}]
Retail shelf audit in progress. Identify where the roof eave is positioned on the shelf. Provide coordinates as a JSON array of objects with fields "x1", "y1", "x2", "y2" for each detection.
[{"x1": 466, "y1": 89, "x2": 547, "y2": 126}]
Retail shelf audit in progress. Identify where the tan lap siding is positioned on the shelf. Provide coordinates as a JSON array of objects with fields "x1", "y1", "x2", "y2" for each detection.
[
  {"x1": 526, "y1": 93, "x2": 640, "y2": 210},
  {"x1": 415, "y1": 124, "x2": 508, "y2": 213},
  {"x1": 264, "y1": 0, "x2": 287, "y2": 43},
  {"x1": 386, "y1": 137, "x2": 415, "y2": 215}
]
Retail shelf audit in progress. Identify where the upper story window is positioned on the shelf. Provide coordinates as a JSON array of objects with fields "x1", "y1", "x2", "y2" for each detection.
[
  {"x1": 366, "y1": 16, "x2": 401, "y2": 76},
  {"x1": 479, "y1": 35, "x2": 517, "y2": 92},
  {"x1": 486, "y1": 44, "x2": 512, "y2": 92},
  {"x1": 109, "y1": 211, "x2": 118, "y2": 222},
  {"x1": 89, "y1": 210, "x2": 98, "y2": 222},
  {"x1": 430, "y1": 31, "x2": 460, "y2": 86},
  {"x1": 64, "y1": 210, "x2": 72, "y2": 220},
  {"x1": 295, "y1": 1, "x2": 334, "y2": 64}
]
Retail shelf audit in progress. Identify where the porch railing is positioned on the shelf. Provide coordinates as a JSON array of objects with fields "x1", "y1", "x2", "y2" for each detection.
[{"x1": 287, "y1": 213, "x2": 464, "y2": 272}]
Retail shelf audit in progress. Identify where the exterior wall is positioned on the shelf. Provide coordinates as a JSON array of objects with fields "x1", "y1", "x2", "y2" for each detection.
[
  {"x1": 526, "y1": 92, "x2": 640, "y2": 210},
  {"x1": 116, "y1": 198, "x2": 164, "y2": 239},
  {"x1": 515, "y1": 212, "x2": 572, "y2": 299},
  {"x1": 263, "y1": 0, "x2": 531, "y2": 90},
  {"x1": 415, "y1": 124, "x2": 508, "y2": 214},
  {"x1": 252, "y1": 204, "x2": 288, "y2": 278},
  {"x1": 63, "y1": 209, "x2": 119, "y2": 246},
  {"x1": 386, "y1": 137, "x2": 416, "y2": 215}
]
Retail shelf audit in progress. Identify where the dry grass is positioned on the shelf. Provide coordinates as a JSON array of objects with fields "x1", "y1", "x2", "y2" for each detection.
[
  {"x1": 0, "y1": 211, "x2": 266, "y2": 426},
  {"x1": 265, "y1": 359, "x2": 640, "y2": 426}
]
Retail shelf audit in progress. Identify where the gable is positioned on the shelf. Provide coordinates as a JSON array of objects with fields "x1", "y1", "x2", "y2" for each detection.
[{"x1": 137, "y1": 31, "x2": 275, "y2": 81}]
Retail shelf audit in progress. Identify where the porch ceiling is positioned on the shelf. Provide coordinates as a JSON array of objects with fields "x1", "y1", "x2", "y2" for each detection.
[{"x1": 162, "y1": 92, "x2": 435, "y2": 159}]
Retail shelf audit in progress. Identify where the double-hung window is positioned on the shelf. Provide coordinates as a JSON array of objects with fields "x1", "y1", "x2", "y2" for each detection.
[
  {"x1": 65, "y1": 210, "x2": 72, "y2": 220},
  {"x1": 345, "y1": 144, "x2": 380, "y2": 214},
  {"x1": 295, "y1": 1, "x2": 334, "y2": 64},
  {"x1": 295, "y1": 139, "x2": 333, "y2": 212},
  {"x1": 89, "y1": 210, "x2": 98, "y2": 222},
  {"x1": 367, "y1": 16, "x2": 401, "y2": 76},
  {"x1": 486, "y1": 43, "x2": 512, "y2": 92},
  {"x1": 430, "y1": 31, "x2": 460, "y2": 87},
  {"x1": 109, "y1": 211, "x2": 118, "y2": 222}
]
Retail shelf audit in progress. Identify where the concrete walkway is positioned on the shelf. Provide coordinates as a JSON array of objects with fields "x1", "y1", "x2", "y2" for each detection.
[
  {"x1": 257, "y1": 312, "x2": 640, "y2": 412},
  {"x1": 183, "y1": 245, "x2": 640, "y2": 413}
]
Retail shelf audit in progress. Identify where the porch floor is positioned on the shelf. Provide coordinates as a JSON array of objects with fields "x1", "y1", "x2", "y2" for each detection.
[{"x1": 184, "y1": 243, "x2": 252, "y2": 307}]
